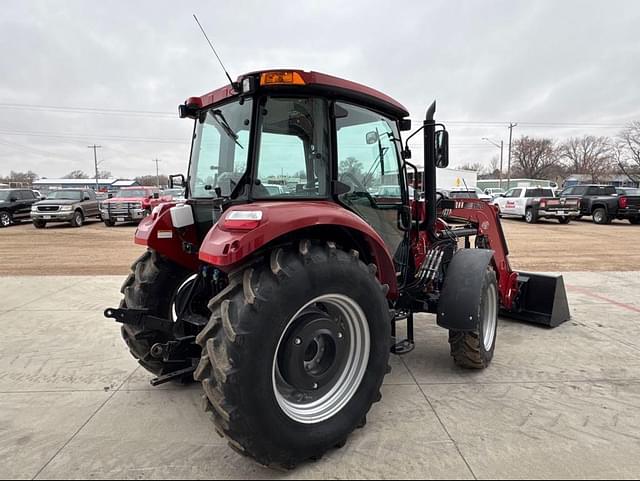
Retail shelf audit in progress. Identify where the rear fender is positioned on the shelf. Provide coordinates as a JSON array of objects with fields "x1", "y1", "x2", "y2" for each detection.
[
  {"x1": 198, "y1": 201, "x2": 399, "y2": 299},
  {"x1": 135, "y1": 203, "x2": 200, "y2": 271},
  {"x1": 437, "y1": 249, "x2": 494, "y2": 331}
]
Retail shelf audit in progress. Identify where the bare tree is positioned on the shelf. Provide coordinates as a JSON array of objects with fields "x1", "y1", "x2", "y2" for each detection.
[
  {"x1": 457, "y1": 162, "x2": 486, "y2": 173},
  {"x1": 64, "y1": 170, "x2": 90, "y2": 179},
  {"x1": 617, "y1": 121, "x2": 640, "y2": 183},
  {"x1": 560, "y1": 135, "x2": 614, "y2": 183},
  {"x1": 135, "y1": 174, "x2": 169, "y2": 187},
  {"x1": 511, "y1": 136, "x2": 561, "y2": 179}
]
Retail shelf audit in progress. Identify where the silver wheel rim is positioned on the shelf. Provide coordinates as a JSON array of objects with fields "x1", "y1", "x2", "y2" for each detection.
[
  {"x1": 526, "y1": 211, "x2": 532, "y2": 222},
  {"x1": 171, "y1": 274, "x2": 198, "y2": 322},
  {"x1": 273, "y1": 294, "x2": 371, "y2": 424},
  {"x1": 483, "y1": 283, "x2": 498, "y2": 351},
  {"x1": 0, "y1": 213, "x2": 9, "y2": 226},
  {"x1": 76, "y1": 213, "x2": 83, "y2": 226}
]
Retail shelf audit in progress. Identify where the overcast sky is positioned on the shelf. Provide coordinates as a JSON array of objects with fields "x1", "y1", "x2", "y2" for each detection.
[{"x1": 1, "y1": 0, "x2": 639, "y2": 179}]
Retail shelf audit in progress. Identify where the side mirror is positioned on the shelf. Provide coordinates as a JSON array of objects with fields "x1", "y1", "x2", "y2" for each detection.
[
  {"x1": 83, "y1": 196, "x2": 91, "y2": 201},
  {"x1": 153, "y1": 193, "x2": 160, "y2": 200},
  {"x1": 169, "y1": 174, "x2": 186, "y2": 189},
  {"x1": 366, "y1": 131, "x2": 379, "y2": 145},
  {"x1": 108, "y1": 193, "x2": 113, "y2": 199},
  {"x1": 435, "y1": 130, "x2": 449, "y2": 168},
  {"x1": 9, "y1": 197, "x2": 17, "y2": 203}
]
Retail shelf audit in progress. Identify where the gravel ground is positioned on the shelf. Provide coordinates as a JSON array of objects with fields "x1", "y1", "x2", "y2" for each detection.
[{"x1": 0, "y1": 216, "x2": 638, "y2": 276}]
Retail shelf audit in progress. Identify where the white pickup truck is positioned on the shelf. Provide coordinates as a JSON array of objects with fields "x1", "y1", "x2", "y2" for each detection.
[{"x1": 492, "y1": 186, "x2": 581, "y2": 224}]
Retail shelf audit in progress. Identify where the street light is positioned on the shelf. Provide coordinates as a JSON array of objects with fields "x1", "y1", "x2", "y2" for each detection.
[{"x1": 482, "y1": 137, "x2": 504, "y2": 189}]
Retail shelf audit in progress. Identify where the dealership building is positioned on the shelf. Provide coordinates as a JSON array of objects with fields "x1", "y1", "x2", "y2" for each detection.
[{"x1": 32, "y1": 178, "x2": 139, "y2": 192}]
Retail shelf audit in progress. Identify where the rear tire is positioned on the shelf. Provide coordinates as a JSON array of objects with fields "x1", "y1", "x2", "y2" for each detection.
[
  {"x1": 449, "y1": 269, "x2": 498, "y2": 369},
  {"x1": 70, "y1": 210, "x2": 84, "y2": 227},
  {"x1": 0, "y1": 211, "x2": 12, "y2": 227},
  {"x1": 629, "y1": 217, "x2": 640, "y2": 225},
  {"x1": 195, "y1": 240, "x2": 391, "y2": 468},
  {"x1": 33, "y1": 220, "x2": 47, "y2": 229},
  {"x1": 525, "y1": 208, "x2": 537, "y2": 224},
  {"x1": 120, "y1": 250, "x2": 196, "y2": 378},
  {"x1": 593, "y1": 208, "x2": 611, "y2": 225}
]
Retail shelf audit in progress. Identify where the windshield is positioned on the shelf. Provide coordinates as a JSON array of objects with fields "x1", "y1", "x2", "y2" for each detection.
[
  {"x1": 114, "y1": 190, "x2": 148, "y2": 198},
  {"x1": 46, "y1": 190, "x2": 83, "y2": 201},
  {"x1": 0, "y1": 191, "x2": 10, "y2": 201},
  {"x1": 189, "y1": 98, "x2": 253, "y2": 199}
]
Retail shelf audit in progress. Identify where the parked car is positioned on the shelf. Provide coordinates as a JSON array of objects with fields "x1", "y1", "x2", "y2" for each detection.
[
  {"x1": 30, "y1": 189, "x2": 100, "y2": 228},
  {"x1": 99, "y1": 187, "x2": 171, "y2": 226},
  {"x1": 161, "y1": 188, "x2": 186, "y2": 201},
  {"x1": 616, "y1": 187, "x2": 640, "y2": 196},
  {"x1": 560, "y1": 184, "x2": 640, "y2": 225},
  {"x1": 492, "y1": 186, "x2": 579, "y2": 224},
  {"x1": 484, "y1": 187, "x2": 506, "y2": 199},
  {"x1": 0, "y1": 188, "x2": 39, "y2": 227},
  {"x1": 263, "y1": 184, "x2": 287, "y2": 196}
]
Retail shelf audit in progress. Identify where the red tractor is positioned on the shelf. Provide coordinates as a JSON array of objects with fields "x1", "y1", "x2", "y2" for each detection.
[{"x1": 106, "y1": 70, "x2": 570, "y2": 468}]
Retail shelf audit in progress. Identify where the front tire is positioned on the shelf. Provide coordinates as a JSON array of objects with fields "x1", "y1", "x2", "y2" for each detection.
[
  {"x1": 120, "y1": 250, "x2": 196, "y2": 378},
  {"x1": 70, "y1": 210, "x2": 84, "y2": 227},
  {"x1": 558, "y1": 216, "x2": 571, "y2": 224},
  {"x1": 104, "y1": 219, "x2": 116, "y2": 227},
  {"x1": 449, "y1": 269, "x2": 498, "y2": 369},
  {"x1": 195, "y1": 240, "x2": 391, "y2": 468},
  {"x1": 593, "y1": 208, "x2": 611, "y2": 225},
  {"x1": 0, "y1": 211, "x2": 12, "y2": 227},
  {"x1": 33, "y1": 219, "x2": 47, "y2": 229},
  {"x1": 525, "y1": 208, "x2": 537, "y2": 224},
  {"x1": 629, "y1": 217, "x2": 640, "y2": 225}
]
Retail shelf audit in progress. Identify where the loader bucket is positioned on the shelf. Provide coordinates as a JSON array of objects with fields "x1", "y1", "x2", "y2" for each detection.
[{"x1": 501, "y1": 272, "x2": 571, "y2": 328}]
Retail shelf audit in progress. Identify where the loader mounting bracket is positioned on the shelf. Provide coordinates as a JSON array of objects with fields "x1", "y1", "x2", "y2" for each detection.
[{"x1": 104, "y1": 307, "x2": 175, "y2": 334}]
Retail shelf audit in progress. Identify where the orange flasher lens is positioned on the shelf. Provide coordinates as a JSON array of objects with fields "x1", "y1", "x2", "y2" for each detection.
[{"x1": 260, "y1": 71, "x2": 306, "y2": 86}]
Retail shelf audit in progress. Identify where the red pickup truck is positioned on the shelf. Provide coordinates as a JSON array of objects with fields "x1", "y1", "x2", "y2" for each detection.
[{"x1": 100, "y1": 187, "x2": 172, "y2": 227}]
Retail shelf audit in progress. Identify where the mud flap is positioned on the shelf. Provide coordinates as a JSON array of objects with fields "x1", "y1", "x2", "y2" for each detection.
[{"x1": 501, "y1": 272, "x2": 570, "y2": 328}]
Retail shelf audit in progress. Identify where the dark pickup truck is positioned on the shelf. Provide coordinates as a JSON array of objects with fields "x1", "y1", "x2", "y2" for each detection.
[
  {"x1": 560, "y1": 184, "x2": 640, "y2": 225},
  {"x1": 0, "y1": 188, "x2": 39, "y2": 227}
]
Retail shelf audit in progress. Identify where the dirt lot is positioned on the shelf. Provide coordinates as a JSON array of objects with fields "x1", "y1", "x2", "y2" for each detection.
[{"x1": 0, "y1": 217, "x2": 639, "y2": 276}]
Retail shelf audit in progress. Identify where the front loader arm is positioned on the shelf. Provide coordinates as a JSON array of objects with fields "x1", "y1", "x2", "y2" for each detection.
[{"x1": 437, "y1": 199, "x2": 519, "y2": 310}]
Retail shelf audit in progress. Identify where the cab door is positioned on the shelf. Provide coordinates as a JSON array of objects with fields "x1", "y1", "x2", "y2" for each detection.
[{"x1": 334, "y1": 102, "x2": 407, "y2": 266}]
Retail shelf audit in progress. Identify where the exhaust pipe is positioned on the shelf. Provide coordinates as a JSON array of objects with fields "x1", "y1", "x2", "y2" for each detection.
[{"x1": 501, "y1": 272, "x2": 571, "y2": 328}]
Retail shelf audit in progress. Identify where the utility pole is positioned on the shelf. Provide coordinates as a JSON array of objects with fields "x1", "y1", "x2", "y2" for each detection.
[
  {"x1": 152, "y1": 158, "x2": 162, "y2": 187},
  {"x1": 88, "y1": 145, "x2": 102, "y2": 190},
  {"x1": 482, "y1": 138, "x2": 504, "y2": 189},
  {"x1": 507, "y1": 123, "x2": 518, "y2": 190}
]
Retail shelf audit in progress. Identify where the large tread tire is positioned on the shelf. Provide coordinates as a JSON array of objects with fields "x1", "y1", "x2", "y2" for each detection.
[
  {"x1": 120, "y1": 250, "x2": 194, "y2": 377},
  {"x1": 629, "y1": 217, "x2": 640, "y2": 225},
  {"x1": 195, "y1": 240, "x2": 391, "y2": 468},
  {"x1": 449, "y1": 269, "x2": 498, "y2": 369}
]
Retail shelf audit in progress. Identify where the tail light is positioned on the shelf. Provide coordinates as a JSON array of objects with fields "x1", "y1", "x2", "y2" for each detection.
[
  {"x1": 222, "y1": 210, "x2": 263, "y2": 231},
  {"x1": 619, "y1": 196, "x2": 628, "y2": 209}
]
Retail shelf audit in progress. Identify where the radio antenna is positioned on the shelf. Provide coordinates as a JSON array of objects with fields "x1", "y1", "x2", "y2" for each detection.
[{"x1": 193, "y1": 14, "x2": 236, "y2": 90}]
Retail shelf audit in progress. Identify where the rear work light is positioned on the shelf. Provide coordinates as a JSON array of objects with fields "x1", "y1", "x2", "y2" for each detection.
[
  {"x1": 260, "y1": 71, "x2": 306, "y2": 86},
  {"x1": 222, "y1": 210, "x2": 263, "y2": 231},
  {"x1": 619, "y1": 196, "x2": 629, "y2": 209}
]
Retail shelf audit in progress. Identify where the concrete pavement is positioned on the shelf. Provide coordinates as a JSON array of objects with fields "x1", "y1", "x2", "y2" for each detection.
[{"x1": 1, "y1": 272, "x2": 639, "y2": 479}]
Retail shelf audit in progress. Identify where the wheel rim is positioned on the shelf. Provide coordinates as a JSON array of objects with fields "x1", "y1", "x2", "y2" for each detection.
[
  {"x1": 526, "y1": 211, "x2": 532, "y2": 222},
  {"x1": 595, "y1": 211, "x2": 603, "y2": 223},
  {"x1": 482, "y1": 283, "x2": 498, "y2": 351},
  {"x1": 76, "y1": 213, "x2": 83, "y2": 226},
  {"x1": 273, "y1": 294, "x2": 370, "y2": 424},
  {"x1": 0, "y1": 213, "x2": 9, "y2": 226}
]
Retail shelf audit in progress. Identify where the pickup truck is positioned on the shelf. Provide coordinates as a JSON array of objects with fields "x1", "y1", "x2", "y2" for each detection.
[
  {"x1": 492, "y1": 186, "x2": 580, "y2": 224},
  {"x1": 100, "y1": 187, "x2": 170, "y2": 226},
  {"x1": 0, "y1": 188, "x2": 39, "y2": 227},
  {"x1": 559, "y1": 184, "x2": 640, "y2": 225},
  {"x1": 30, "y1": 189, "x2": 100, "y2": 228}
]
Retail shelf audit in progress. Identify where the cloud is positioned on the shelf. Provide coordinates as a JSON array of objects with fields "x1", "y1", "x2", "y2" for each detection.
[{"x1": 1, "y1": 0, "x2": 639, "y2": 178}]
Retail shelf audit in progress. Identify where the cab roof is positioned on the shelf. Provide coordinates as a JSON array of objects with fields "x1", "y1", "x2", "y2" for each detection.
[{"x1": 189, "y1": 69, "x2": 410, "y2": 120}]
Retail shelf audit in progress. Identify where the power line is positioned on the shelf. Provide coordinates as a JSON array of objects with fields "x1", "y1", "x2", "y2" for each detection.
[
  {"x1": 0, "y1": 103, "x2": 176, "y2": 118},
  {"x1": 0, "y1": 128, "x2": 186, "y2": 144}
]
